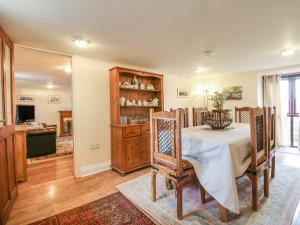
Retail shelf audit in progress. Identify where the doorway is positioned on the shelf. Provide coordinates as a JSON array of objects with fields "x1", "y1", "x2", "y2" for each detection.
[
  {"x1": 280, "y1": 75, "x2": 300, "y2": 147},
  {"x1": 14, "y1": 46, "x2": 74, "y2": 167}
]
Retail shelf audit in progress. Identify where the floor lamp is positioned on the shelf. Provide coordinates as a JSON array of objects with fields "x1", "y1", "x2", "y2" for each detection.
[{"x1": 204, "y1": 90, "x2": 209, "y2": 108}]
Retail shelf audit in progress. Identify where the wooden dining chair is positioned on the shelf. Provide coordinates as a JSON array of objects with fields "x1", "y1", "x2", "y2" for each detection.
[
  {"x1": 235, "y1": 107, "x2": 251, "y2": 123},
  {"x1": 192, "y1": 107, "x2": 208, "y2": 126},
  {"x1": 150, "y1": 109, "x2": 204, "y2": 219},
  {"x1": 170, "y1": 108, "x2": 189, "y2": 128},
  {"x1": 245, "y1": 107, "x2": 269, "y2": 210},
  {"x1": 268, "y1": 106, "x2": 276, "y2": 179}
]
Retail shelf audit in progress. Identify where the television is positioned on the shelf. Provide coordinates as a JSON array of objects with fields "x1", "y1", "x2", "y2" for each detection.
[{"x1": 16, "y1": 105, "x2": 35, "y2": 123}]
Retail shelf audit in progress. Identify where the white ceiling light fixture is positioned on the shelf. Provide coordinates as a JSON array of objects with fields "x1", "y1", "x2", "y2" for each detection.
[
  {"x1": 74, "y1": 39, "x2": 89, "y2": 48},
  {"x1": 280, "y1": 48, "x2": 295, "y2": 56},
  {"x1": 64, "y1": 66, "x2": 72, "y2": 73},
  {"x1": 194, "y1": 50, "x2": 214, "y2": 73},
  {"x1": 203, "y1": 50, "x2": 215, "y2": 57},
  {"x1": 47, "y1": 83, "x2": 55, "y2": 89}
]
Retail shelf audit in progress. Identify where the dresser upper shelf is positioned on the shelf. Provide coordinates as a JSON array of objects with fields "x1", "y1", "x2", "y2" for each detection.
[
  {"x1": 120, "y1": 105, "x2": 161, "y2": 108},
  {"x1": 120, "y1": 87, "x2": 161, "y2": 93}
]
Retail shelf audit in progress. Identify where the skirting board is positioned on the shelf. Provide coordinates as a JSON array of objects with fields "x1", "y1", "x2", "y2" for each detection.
[{"x1": 79, "y1": 161, "x2": 111, "y2": 177}]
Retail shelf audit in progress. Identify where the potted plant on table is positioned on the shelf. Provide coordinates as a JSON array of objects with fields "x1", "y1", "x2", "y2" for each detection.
[
  {"x1": 207, "y1": 92, "x2": 232, "y2": 129},
  {"x1": 210, "y1": 92, "x2": 226, "y2": 110}
]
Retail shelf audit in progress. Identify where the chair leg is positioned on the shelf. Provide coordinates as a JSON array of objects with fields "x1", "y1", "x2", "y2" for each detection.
[
  {"x1": 200, "y1": 183, "x2": 206, "y2": 204},
  {"x1": 251, "y1": 175, "x2": 258, "y2": 211},
  {"x1": 151, "y1": 170, "x2": 157, "y2": 202},
  {"x1": 271, "y1": 155, "x2": 275, "y2": 178},
  {"x1": 176, "y1": 185, "x2": 183, "y2": 220},
  {"x1": 264, "y1": 168, "x2": 269, "y2": 198}
]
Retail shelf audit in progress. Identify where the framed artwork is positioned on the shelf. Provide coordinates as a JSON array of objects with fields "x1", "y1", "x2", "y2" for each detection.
[
  {"x1": 17, "y1": 95, "x2": 35, "y2": 103},
  {"x1": 223, "y1": 86, "x2": 243, "y2": 100},
  {"x1": 48, "y1": 95, "x2": 61, "y2": 104},
  {"x1": 177, "y1": 88, "x2": 190, "y2": 98}
]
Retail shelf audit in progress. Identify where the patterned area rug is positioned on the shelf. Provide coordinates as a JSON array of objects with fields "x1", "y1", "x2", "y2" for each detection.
[
  {"x1": 117, "y1": 165, "x2": 300, "y2": 225},
  {"x1": 27, "y1": 136, "x2": 73, "y2": 164},
  {"x1": 29, "y1": 192, "x2": 155, "y2": 225}
]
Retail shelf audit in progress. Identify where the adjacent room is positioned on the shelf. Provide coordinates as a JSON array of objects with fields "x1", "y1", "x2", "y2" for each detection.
[
  {"x1": 14, "y1": 46, "x2": 73, "y2": 165},
  {"x1": 1, "y1": 1, "x2": 300, "y2": 225}
]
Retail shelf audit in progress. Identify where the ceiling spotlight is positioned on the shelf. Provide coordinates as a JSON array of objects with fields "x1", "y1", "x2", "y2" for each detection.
[
  {"x1": 64, "y1": 66, "x2": 72, "y2": 73},
  {"x1": 281, "y1": 48, "x2": 295, "y2": 56},
  {"x1": 47, "y1": 83, "x2": 55, "y2": 89},
  {"x1": 74, "y1": 39, "x2": 88, "y2": 48},
  {"x1": 203, "y1": 50, "x2": 215, "y2": 57},
  {"x1": 195, "y1": 66, "x2": 210, "y2": 73}
]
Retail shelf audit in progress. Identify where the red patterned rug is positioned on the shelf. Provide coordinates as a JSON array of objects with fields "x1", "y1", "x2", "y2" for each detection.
[{"x1": 29, "y1": 192, "x2": 155, "y2": 225}]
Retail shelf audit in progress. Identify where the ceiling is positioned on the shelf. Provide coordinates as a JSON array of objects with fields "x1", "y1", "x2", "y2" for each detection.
[
  {"x1": 1, "y1": 0, "x2": 300, "y2": 76},
  {"x1": 14, "y1": 46, "x2": 72, "y2": 89}
]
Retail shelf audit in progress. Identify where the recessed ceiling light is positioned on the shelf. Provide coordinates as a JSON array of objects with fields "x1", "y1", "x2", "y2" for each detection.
[
  {"x1": 281, "y1": 48, "x2": 295, "y2": 56},
  {"x1": 203, "y1": 50, "x2": 215, "y2": 57},
  {"x1": 195, "y1": 66, "x2": 210, "y2": 73},
  {"x1": 74, "y1": 39, "x2": 88, "y2": 48},
  {"x1": 47, "y1": 83, "x2": 55, "y2": 89},
  {"x1": 64, "y1": 66, "x2": 72, "y2": 73}
]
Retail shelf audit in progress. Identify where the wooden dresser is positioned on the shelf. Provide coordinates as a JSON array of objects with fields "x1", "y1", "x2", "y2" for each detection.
[{"x1": 110, "y1": 67, "x2": 164, "y2": 175}]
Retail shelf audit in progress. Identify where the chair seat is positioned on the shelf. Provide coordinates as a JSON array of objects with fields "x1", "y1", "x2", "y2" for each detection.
[{"x1": 155, "y1": 159, "x2": 193, "y2": 172}]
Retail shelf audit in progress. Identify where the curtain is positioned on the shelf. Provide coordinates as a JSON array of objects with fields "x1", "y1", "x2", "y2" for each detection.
[{"x1": 262, "y1": 75, "x2": 282, "y2": 146}]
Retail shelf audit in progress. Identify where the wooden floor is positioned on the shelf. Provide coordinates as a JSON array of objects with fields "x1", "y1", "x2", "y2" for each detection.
[
  {"x1": 7, "y1": 155, "x2": 149, "y2": 225},
  {"x1": 6, "y1": 151, "x2": 300, "y2": 225}
]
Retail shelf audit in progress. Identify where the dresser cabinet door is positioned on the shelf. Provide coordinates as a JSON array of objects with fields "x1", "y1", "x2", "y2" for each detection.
[
  {"x1": 140, "y1": 135, "x2": 150, "y2": 165},
  {"x1": 123, "y1": 137, "x2": 140, "y2": 170}
]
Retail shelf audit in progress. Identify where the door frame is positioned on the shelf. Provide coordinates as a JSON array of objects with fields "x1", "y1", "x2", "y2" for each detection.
[
  {"x1": 13, "y1": 45, "x2": 76, "y2": 174},
  {"x1": 282, "y1": 74, "x2": 300, "y2": 147},
  {"x1": 0, "y1": 25, "x2": 18, "y2": 225}
]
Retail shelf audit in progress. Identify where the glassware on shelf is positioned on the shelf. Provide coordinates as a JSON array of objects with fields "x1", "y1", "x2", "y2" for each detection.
[
  {"x1": 120, "y1": 96, "x2": 126, "y2": 106},
  {"x1": 120, "y1": 116, "x2": 128, "y2": 125}
]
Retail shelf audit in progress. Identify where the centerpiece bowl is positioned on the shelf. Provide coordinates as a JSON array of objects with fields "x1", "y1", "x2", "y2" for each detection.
[{"x1": 206, "y1": 109, "x2": 232, "y2": 130}]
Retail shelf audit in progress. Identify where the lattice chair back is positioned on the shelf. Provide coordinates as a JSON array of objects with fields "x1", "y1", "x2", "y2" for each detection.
[
  {"x1": 235, "y1": 107, "x2": 251, "y2": 123},
  {"x1": 249, "y1": 107, "x2": 268, "y2": 168},
  {"x1": 170, "y1": 108, "x2": 189, "y2": 128},
  {"x1": 268, "y1": 106, "x2": 276, "y2": 151},
  {"x1": 192, "y1": 107, "x2": 208, "y2": 126},
  {"x1": 150, "y1": 110, "x2": 183, "y2": 176}
]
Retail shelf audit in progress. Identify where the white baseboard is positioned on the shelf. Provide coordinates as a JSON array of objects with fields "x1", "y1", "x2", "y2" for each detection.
[{"x1": 79, "y1": 161, "x2": 111, "y2": 177}]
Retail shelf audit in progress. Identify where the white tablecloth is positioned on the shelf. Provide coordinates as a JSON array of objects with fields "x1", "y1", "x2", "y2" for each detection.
[{"x1": 182, "y1": 123, "x2": 251, "y2": 214}]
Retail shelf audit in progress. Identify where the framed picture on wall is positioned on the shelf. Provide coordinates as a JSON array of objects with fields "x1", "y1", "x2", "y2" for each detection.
[
  {"x1": 177, "y1": 88, "x2": 190, "y2": 98},
  {"x1": 17, "y1": 95, "x2": 35, "y2": 103},
  {"x1": 223, "y1": 86, "x2": 243, "y2": 100},
  {"x1": 48, "y1": 95, "x2": 61, "y2": 104}
]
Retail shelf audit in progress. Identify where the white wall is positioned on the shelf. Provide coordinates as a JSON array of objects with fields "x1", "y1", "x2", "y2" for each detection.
[
  {"x1": 15, "y1": 87, "x2": 72, "y2": 135},
  {"x1": 72, "y1": 55, "x2": 192, "y2": 177},
  {"x1": 189, "y1": 64, "x2": 300, "y2": 113},
  {"x1": 190, "y1": 71, "x2": 259, "y2": 112}
]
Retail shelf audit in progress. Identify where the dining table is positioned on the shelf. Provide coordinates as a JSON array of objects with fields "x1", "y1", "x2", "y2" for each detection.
[{"x1": 182, "y1": 122, "x2": 251, "y2": 222}]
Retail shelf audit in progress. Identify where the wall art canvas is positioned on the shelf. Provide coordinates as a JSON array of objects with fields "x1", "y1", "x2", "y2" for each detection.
[
  {"x1": 177, "y1": 88, "x2": 190, "y2": 98},
  {"x1": 48, "y1": 95, "x2": 61, "y2": 104},
  {"x1": 17, "y1": 95, "x2": 35, "y2": 103},
  {"x1": 223, "y1": 86, "x2": 243, "y2": 100}
]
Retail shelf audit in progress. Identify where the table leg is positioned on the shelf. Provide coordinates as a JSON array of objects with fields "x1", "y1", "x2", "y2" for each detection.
[{"x1": 219, "y1": 205, "x2": 229, "y2": 222}]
